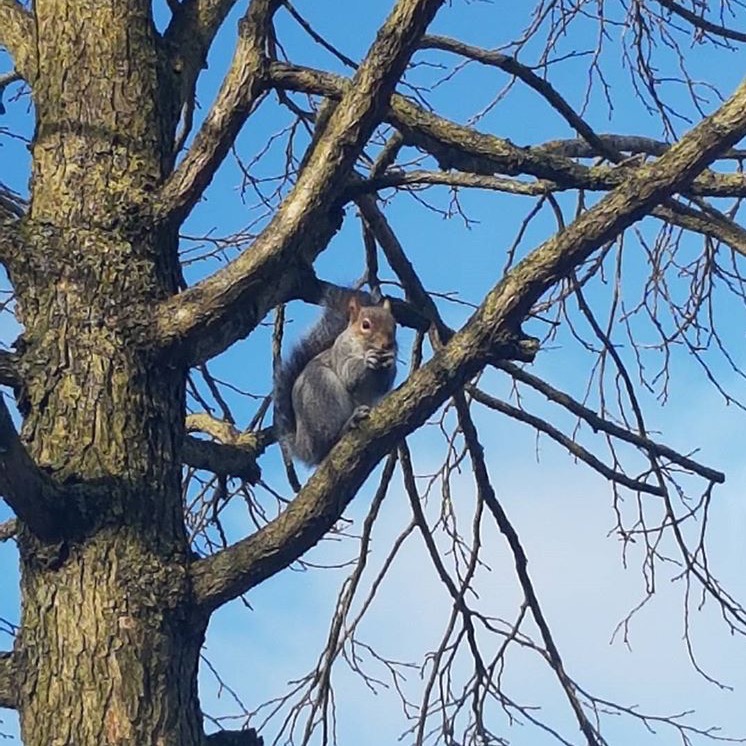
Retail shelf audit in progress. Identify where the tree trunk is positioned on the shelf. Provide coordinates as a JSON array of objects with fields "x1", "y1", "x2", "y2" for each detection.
[
  {"x1": 17, "y1": 537, "x2": 207, "y2": 746},
  {"x1": 9, "y1": 2, "x2": 203, "y2": 743}
]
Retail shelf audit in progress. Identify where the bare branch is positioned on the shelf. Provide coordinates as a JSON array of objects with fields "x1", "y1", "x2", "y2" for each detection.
[
  {"x1": 452, "y1": 392, "x2": 603, "y2": 746},
  {"x1": 417, "y1": 33, "x2": 746, "y2": 258},
  {"x1": 0, "y1": 651, "x2": 17, "y2": 709},
  {"x1": 466, "y1": 385, "x2": 665, "y2": 496},
  {"x1": 158, "y1": 0, "x2": 280, "y2": 223},
  {"x1": 655, "y1": 0, "x2": 746, "y2": 44},
  {"x1": 153, "y1": 0, "x2": 446, "y2": 367},
  {"x1": 349, "y1": 169, "x2": 557, "y2": 196},
  {"x1": 0, "y1": 397, "x2": 62, "y2": 539},
  {"x1": 352, "y1": 170, "x2": 746, "y2": 259},
  {"x1": 269, "y1": 61, "x2": 746, "y2": 199},
  {"x1": 283, "y1": 0, "x2": 357, "y2": 70},
  {"x1": 0, "y1": 0, "x2": 35, "y2": 80},
  {"x1": 496, "y1": 361, "x2": 725, "y2": 484},
  {"x1": 540, "y1": 134, "x2": 746, "y2": 160},
  {"x1": 183, "y1": 436, "x2": 262, "y2": 483},
  {"x1": 161, "y1": 0, "x2": 245, "y2": 127},
  {"x1": 189, "y1": 76, "x2": 746, "y2": 611},
  {"x1": 654, "y1": 199, "x2": 746, "y2": 259},
  {"x1": 421, "y1": 34, "x2": 621, "y2": 163}
]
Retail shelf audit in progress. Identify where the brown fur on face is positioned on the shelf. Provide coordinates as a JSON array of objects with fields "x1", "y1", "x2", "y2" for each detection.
[{"x1": 347, "y1": 297, "x2": 396, "y2": 351}]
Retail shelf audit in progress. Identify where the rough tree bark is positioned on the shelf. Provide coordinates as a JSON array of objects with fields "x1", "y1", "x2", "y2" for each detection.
[
  {"x1": 0, "y1": 0, "x2": 443, "y2": 743},
  {"x1": 9, "y1": 1, "x2": 203, "y2": 743},
  {"x1": 1, "y1": 0, "x2": 746, "y2": 744}
]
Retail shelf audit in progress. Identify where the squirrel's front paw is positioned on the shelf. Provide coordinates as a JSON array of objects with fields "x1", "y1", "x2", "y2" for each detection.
[
  {"x1": 365, "y1": 350, "x2": 395, "y2": 370},
  {"x1": 350, "y1": 405, "x2": 371, "y2": 426}
]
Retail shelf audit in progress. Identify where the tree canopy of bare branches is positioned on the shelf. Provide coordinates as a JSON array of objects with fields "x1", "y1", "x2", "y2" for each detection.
[{"x1": 1, "y1": 1, "x2": 746, "y2": 745}]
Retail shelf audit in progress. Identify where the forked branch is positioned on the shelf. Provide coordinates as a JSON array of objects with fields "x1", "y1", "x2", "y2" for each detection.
[
  {"x1": 269, "y1": 62, "x2": 746, "y2": 199},
  {"x1": 190, "y1": 76, "x2": 746, "y2": 611},
  {"x1": 467, "y1": 386, "x2": 665, "y2": 496},
  {"x1": 161, "y1": 0, "x2": 246, "y2": 128},
  {"x1": 183, "y1": 413, "x2": 273, "y2": 482},
  {"x1": 158, "y1": 0, "x2": 280, "y2": 222},
  {"x1": 452, "y1": 392, "x2": 602, "y2": 746},
  {"x1": 153, "y1": 0, "x2": 446, "y2": 366},
  {"x1": 419, "y1": 35, "x2": 746, "y2": 257}
]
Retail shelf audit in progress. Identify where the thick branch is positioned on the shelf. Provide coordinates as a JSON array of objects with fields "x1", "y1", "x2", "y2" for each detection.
[
  {"x1": 164, "y1": 0, "x2": 240, "y2": 49},
  {"x1": 269, "y1": 62, "x2": 746, "y2": 199},
  {"x1": 0, "y1": 651, "x2": 17, "y2": 709},
  {"x1": 153, "y1": 0, "x2": 445, "y2": 366},
  {"x1": 278, "y1": 62, "x2": 746, "y2": 256},
  {"x1": 190, "y1": 76, "x2": 746, "y2": 610},
  {"x1": 183, "y1": 436, "x2": 262, "y2": 482},
  {"x1": 0, "y1": 397, "x2": 61, "y2": 538},
  {"x1": 162, "y1": 0, "x2": 244, "y2": 120},
  {"x1": 0, "y1": 0, "x2": 35, "y2": 80},
  {"x1": 183, "y1": 414, "x2": 272, "y2": 482},
  {"x1": 158, "y1": 0, "x2": 279, "y2": 222}
]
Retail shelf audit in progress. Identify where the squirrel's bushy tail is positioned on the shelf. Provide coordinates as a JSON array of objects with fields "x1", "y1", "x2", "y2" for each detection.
[{"x1": 273, "y1": 287, "x2": 370, "y2": 446}]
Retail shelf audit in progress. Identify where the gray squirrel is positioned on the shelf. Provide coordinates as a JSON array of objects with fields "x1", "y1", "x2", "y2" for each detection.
[{"x1": 274, "y1": 289, "x2": 398, "y2": 465}]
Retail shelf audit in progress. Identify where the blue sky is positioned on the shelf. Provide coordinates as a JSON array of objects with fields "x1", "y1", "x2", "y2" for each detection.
[{"x1": 2, "y1": 1, "x2": 746, "y2": 744}]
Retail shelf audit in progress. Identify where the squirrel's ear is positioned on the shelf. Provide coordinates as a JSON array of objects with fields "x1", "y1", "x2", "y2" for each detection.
[
  {"x1": 382, "y1": 298, "x2": 392, "y2": 312},
  {"x1": 348, "y1": 296, "x2": 361, "y2": 321}
]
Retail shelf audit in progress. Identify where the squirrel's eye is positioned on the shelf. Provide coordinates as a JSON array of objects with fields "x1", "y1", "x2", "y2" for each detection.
[{"x1": 361, "y1": 319, "x2": 371, "y2": 331}]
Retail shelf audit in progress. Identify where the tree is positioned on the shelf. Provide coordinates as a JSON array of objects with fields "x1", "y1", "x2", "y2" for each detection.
[{"x1": 1, "y1": 0, "x2": 745, "y2": 744}]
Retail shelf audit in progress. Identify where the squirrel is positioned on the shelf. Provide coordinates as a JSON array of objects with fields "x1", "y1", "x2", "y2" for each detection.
[{"x1": 274, "y1": 288, "x2": 398, "y2": 466}]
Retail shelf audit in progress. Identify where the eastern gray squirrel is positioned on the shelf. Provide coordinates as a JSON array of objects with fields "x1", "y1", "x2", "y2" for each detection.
[{"x1": 274, "y1": 289, "x2": 398, "y2": 465}]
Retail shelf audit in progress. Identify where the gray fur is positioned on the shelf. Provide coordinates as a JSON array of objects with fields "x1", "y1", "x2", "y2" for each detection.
[{"x1": 274, "y1": 290, "x2": 396, "y2": 466}]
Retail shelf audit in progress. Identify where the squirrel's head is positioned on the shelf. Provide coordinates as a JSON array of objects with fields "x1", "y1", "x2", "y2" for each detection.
[{"x1": 347, "y1": 296, "x2": 397, "y2": 352}]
